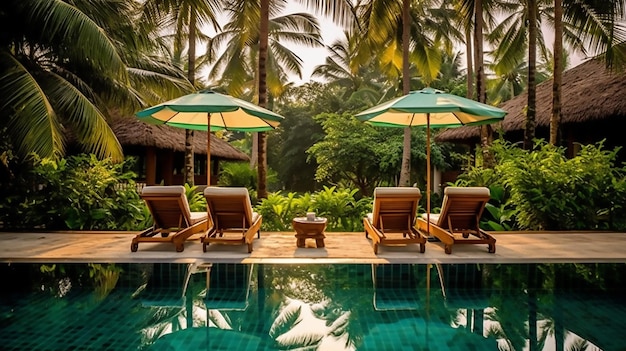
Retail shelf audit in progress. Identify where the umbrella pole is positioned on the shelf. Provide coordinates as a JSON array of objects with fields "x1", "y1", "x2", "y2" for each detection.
[
  {"x1": 207, "y1": 114, "x2": 211, "y2": 186},
  {"x1": 426, "y1": 113, "x2": 431, "y2": 235}
]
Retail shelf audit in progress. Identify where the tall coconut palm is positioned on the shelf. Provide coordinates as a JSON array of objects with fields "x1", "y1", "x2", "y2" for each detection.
[
  {"x1": 0, "y1": 0, "x2": 191, "y2": 162},
  {"x1": 140, "y1": 0, "x2": 221, "y2": 185},
  {"x1": 204, "y1": 5, "x2": 323, "y2": 98},
  {"x1": 565, "y1": 0, "x2": 626, "y2": 69},
  {"x1": 525, "y1": 0, "x2": 538, "y2": 150},
  {"x1": 355, "y1": 0, "x2": 461, "y2": 186},
  {"x1": 551, "y1": 0, "x2": 563, "y2": 146},
  {"x1": 203, "y1": 1, "x2": 324, "y2": 195},
  {"x1": 311, "y1": 33, "x2": 388, "y2": 104},
  {"x1": 246, "y1": 0, "x2": 355, "y2": 198}
]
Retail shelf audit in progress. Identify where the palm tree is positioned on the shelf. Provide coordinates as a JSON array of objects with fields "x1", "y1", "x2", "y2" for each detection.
[
  {"x1": 487, "y1": 59, "x2": 529, "y2": 104},
  {"x1": 551, "y1": 0, "x2": 563, "y2": 146},
  {"x1": 525, "y1": 0, "x2": 538, "y2": 150},
  {"x1": 140, "y1": 0, "x2": 221, "y2": 185},
  {"x1": 565, "y1": 0, "x2": 626, "y2": 69},
  {"x1": 204, "y1": 6, "x2": 323, "y2": 99},
  {"x1": 0, "y1": 0, "x2": 191, "y2": 163},
  {"x1": 203, "y1": 2, "x2": 324, "y2": 196},
  {"x1": 355, "y1": 0, "x2": 461, "y2": 186},
  {"x1": 249, "y1": 0, "x2": 355, "y2": 198},
  {"x1": 311, "y1": 33, "x2": 387, "y2": 104}
]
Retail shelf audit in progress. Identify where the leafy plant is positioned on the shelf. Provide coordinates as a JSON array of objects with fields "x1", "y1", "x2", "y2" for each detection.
[
  {"x1": 0, "y1": 154, "x2": 147, "y2": 230},
  {"x1": 184, "y1": 184, "x2": 206, "y2": 212},
  {"x1": 255, "y1": 187, "x2": 369, "y2": 232},
  {"x1": 456, "y1": 139, "x2": 626, "y2": 230}
]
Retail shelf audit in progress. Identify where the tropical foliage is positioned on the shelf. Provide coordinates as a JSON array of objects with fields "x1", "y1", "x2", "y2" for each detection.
[
  {"x1": 255, "y1": 186, "x2": 371, "y2": 232},
  {"x1": 0, "y1": 0, "x2": 192, "y2": 162},
  {"x1": 456, "y1": 139, "x2": 626, "y2": 230},
  {"x1": 0, "y1": 155, "x2": 149, "y2": 231}
]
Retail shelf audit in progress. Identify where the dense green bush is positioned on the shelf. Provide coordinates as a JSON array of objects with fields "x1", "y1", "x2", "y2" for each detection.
[
  {"x1": 218, "y1": 162, "x2": 279, "y2": 193},
  {"x1": 0, "y1": 154, "x2": 149, "y2": 231},
  {"x1": 456, "y1": 140, "x2": 626, "y2": 231},
  {"x1": 255, "y1": 186, "x2": 371, "y2": 232}
]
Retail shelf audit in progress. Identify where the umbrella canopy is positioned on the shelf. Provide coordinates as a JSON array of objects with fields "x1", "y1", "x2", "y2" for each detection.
[
  {"x1": 356, "y1": 88, "x2": 506, "y2": 229},
  {"x1": 356, "y1": 87, "x2": 505, "y2": 128},
  {"x1": 136, "y1": 90, "x2": 284, "y2": 185}
]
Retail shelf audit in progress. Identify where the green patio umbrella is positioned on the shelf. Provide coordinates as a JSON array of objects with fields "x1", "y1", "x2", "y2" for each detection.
[
  {"x1": 136, "y1": 90, "x2": 284, "y2": 185},
  {"x1": 356, "y1": 88, "x2": 506, "y2": 231}
]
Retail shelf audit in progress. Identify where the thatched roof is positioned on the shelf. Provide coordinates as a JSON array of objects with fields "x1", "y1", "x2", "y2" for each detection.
[
  {"x1": 436, "y1": 58, "x2": 626, "y2": 143},
  {"x1": 110, "y1": 116, "x2": 249, "y2": 161}
]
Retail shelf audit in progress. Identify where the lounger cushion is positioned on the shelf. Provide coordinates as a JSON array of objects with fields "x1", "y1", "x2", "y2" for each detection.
[
  {"x1": 420, "y1": 213, "x2": 440, "y2": 224},
  {"x1": 190, "y1": 211, "x2": 208, "y2": 224},
  {"x1": 204, "y1": 187, "x2": 255, "y2": 224},
  {"x1": 142, "y1": 185, "x2": 192, "y2": 218},
  {"x1": 373, "y1": 187, "x2": 421, "y2": 198},
  {"x1": 444, "y1": 186, "x2": 490, "y2": 196}
]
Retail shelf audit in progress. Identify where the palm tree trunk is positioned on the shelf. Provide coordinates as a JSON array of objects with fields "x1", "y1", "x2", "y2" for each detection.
[
  {"x1": 185, "y1": 11, "x2": 197, "y2": 186},
  {"x1": 399, "y1": 0, "x2": 411, "y2": 187},
  {"x1": 465, "y1": 27, "x2": 474, "y2": 100},
  {"x1": 550, "y1": 0, "x2": 563, "y2": 146},
  {"x1": 257, "y1": 0, "x2": 269, "y2": 199},
  {"x1": 474, "y1": 0, "x2": 494, "y2": 168},
  {"x1": 524, "y1": 0, "x2": 538, "y2": 150}
]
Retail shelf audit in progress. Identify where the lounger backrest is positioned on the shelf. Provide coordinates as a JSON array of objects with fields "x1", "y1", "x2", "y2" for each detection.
[
  {"x1": 204, "y1": 187, "x2": 254, "y2": 230},
  {"x1": 437, "y1": 187, "x2": 490, "y2": 231},
  {"x1": 371, "y1": 187, "x2": 421, "y2": 230},
  {"x1": 141, "y1": 185, "x2": 192, "y2": 229}
]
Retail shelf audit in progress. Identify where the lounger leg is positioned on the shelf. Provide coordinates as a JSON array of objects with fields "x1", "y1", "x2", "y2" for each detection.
[
  {"x1": 488, "y1": 243, "x2": 496, "y2": 253},
  {"x1": 444, "y1": 245, "x2": 452, "y2": 254},
  {"x1": 420, "y1": 243, "x2": 426, "y2": 253},
  {"x1": 203, "y1": 242, "x2": 208, "y2": 252},
  {"x1": 373, "y1": 243, "x2": 379, "y2": 254},
  {"x1": 175, "y1": 243, "x2": 184, "y2": 252},
  {"x1": 247, "y1": 242, "x2": 253, "y2": 253}
]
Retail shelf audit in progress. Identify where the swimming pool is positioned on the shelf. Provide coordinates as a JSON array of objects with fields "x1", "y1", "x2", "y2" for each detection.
[{"x1": 1, "y1": 263, "x2": 624, "y2": 350}]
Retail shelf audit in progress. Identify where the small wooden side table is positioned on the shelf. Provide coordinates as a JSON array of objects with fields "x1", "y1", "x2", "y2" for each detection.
[{"x1": 292, "y1": 217, "x2": 327, "y2": 248}]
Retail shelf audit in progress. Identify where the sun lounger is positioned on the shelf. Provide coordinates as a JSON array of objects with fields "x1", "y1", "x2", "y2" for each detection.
[
  {"x1": 131, "y1": 185, "x2": 208, "y2": 252},
  {"x1": 417, "y1": 187, "x2": 496, "y2": 254},
  {"x1": 363, "y1": 187, "x2": 427, "y2": 254},
  {"x1": 202, "y1": 187, "x2": 262, "y2": 253}
]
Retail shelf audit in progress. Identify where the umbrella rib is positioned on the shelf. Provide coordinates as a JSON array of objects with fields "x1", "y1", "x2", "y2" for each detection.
[
  {"x1": 162, "y1": 111, "x2": 181, "y2": 124},
  {"x1": 218, "y1": 112, "x2": 227, "y2": 131}
]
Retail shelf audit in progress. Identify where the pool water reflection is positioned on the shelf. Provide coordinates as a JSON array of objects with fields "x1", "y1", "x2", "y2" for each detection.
[{"x1": 0, "y1": 263, "x2": 624, "y2": 350}]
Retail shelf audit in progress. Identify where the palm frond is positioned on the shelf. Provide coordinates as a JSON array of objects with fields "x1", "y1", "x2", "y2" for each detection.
[
  {"x1": 0, "y1": 51, "x2": 62, "y2": 159},
  {"x1": 23, "y1": 0, "x2": 127, "y2": 79},
  {"x1": 43, "y1": 71, "x2": 123, "y2": 161}
]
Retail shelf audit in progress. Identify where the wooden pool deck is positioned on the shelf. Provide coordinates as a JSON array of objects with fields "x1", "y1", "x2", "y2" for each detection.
[{"x1": 1, "y1": 230, "x2": 625, "y2": 264}]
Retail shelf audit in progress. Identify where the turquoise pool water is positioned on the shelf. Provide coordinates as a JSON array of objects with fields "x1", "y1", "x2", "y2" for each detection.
[{"x1": 1, "y1": 263, "x2": 624, "y2": 350}]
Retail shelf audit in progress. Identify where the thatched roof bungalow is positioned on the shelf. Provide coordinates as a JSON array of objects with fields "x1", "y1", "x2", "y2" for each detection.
[
  {"x1": 110, "y1": 116, "x2": 249, "y2": 186},
  {"x1": 436, "y1": 58, "x2": 626, "y2": 158}
]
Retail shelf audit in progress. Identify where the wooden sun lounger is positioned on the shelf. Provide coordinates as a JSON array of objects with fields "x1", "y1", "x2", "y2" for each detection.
[
  {"x1": 363, "y1": 187, "x2": 427, "y2": 254},
  {"x1": 417, "y1": 186, "x2": 496, "y2": 254},
  {"x1": 131, "y1": 186, "x2": 208, "y2": 252},
  {"x1": 202, "y1": 187, "x2": 262, "y2": 253}
]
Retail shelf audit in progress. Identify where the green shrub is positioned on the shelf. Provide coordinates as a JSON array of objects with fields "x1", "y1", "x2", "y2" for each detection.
[
  {"x1": 457, "y1": 140, "x2": 626, "y2": 231},
  {"x1": 0, "y1": 154, "x2": 148, "y2": 231},
  {"x1": 218, "y1": 162, "x2": 279, "y2": 192},
  {"x1": 255, "y1": 186, "x2": 370, "y2": 232}
]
